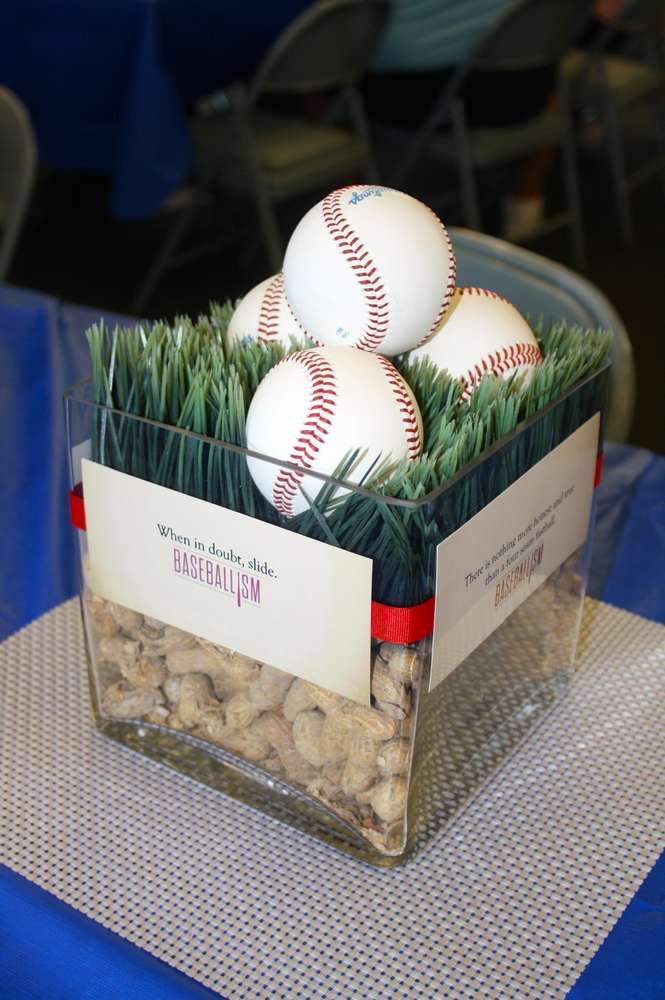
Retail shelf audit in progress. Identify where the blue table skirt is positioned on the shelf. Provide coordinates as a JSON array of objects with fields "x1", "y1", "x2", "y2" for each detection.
[
  {"x1": 0, "y1": 868, "x2": 220, "y2": 1000},
  {"x1": 0, "y1": 286, "x2": 126, "y2": 640},
  {"x1": 1, "y1": 1, "x2": 309, "y2": 217},
  {"x1": 1, "y1": 284, "x2": 663, "y2": 997},
  {"x1": 567, "y1": 860, "x2": 665, "y2": 1000}
]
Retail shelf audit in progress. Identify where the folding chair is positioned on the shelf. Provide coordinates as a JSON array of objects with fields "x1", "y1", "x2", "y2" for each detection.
[
  {"x1": 564, "y1": 0, "x2": 665, "y2": 243},
  {"x1": 133, "y1": 0, "x2": 389, "y2": 312},
  {"x1": 0, "y1": 87, "x2": 37, "y2": 281},
  {"x1": 392, "y1": 0, "x2": 589, "y2": 270}
]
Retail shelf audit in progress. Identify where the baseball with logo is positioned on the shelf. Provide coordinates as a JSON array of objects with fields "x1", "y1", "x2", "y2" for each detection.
[{"x1": 283, "y1": 185, "x2": 456, "y2": 357}]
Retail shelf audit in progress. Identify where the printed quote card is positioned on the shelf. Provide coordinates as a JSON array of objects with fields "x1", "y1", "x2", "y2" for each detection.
[
  {"x1": 82, "y1": 460, "x2": 373, "y2": 705},
  {"x1": 430, "y1": 413, "x2": 600, "y2": 689}
]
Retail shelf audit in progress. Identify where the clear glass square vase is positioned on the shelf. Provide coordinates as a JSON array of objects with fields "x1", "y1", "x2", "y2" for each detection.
[{"x1": 65, "y1": 365, "x2": 608, "y2": 866}]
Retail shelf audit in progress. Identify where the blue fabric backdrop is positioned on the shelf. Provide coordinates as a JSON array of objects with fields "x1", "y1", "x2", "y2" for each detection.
[{"x1": 0, "y1": 1, "x2": 310, "y2": 217}]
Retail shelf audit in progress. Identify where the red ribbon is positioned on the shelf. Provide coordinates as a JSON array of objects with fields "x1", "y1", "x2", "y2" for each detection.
[
  {"x1": 69, "y1": 450, "x2": 604, "y2": 645},
  {"x1": 371, "y1": 597, "x2": 434, "y2": 644},
  {"x1": 595, "y1": 451, "x2": 604, "y2": 488},
  {"x1": 69, "y1": 482, "x2": 86, "y2": 532}
]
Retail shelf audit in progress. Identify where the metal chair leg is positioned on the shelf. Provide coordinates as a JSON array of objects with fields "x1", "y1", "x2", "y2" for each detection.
[
  {"x1": 451, "y1": 99, "x2": 481, "y2": 230},
  {"x1": 252, "y1": 182, "x2": 283, "y2": 273},
  {"x1": 604, "y1": 91, "x2": 634, "y2": 243},
  {"x1": 392, "y1": 127, "x2": 433, "y2": 189},
  {"x1": 132, "y1": 193, "x2": 202, "y2": 315},
  {"x1": 559, "y1": 81, "x2": 587, "y2": 270},
  {"x1": 345, "y1": 85, "x2": 380, "y2": 183},
  {"x1": 238, "y1": 112, "x2": 284, "y2": 272},
  {"x1": 648, "y1": 94, "x2": 665, "y2": 201},
  {"x1": 561, "y1": 135, "x2": 587, "y2": 271}
]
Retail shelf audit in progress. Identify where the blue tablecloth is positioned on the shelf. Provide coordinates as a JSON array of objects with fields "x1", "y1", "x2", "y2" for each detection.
[
  {"x1": 1, "y1": 1, "x2": 309, "y2": 217},
  {"x1": 0, "y1": 284, "x2": 663, "y2": 998}
]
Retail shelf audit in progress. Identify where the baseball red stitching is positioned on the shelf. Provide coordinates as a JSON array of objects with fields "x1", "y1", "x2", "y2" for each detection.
[
  {"x1": 256, "y1": 273, "x2": 284, "y2": 343},
  {"x1": 321, "y1": 188, "x2": 390, "y2": 352},
  {"x1": 258, "y1": 273, "x2": 310, "y2": 344},
  {"x1": 376, "y1": 355, "x2": 422, "y2": 460},
  {"x1": 459, "y1": 286, "x2": 511, "y2": 304},
  {"x1": 414, "y1": 210, "x2": 457, "y2": 347},
  {"x1": 460, "y1": 342, "x2": 543, "y2": 402},
  {"x1": 271, "y1": 351, "x2": 337, "y2": 516}
]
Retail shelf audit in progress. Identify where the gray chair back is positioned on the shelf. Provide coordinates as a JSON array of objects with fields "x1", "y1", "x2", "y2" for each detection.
[
  {"x1": 471, "y1": 0, "x2": 590, "y2": 73},
  {"x1": 450, "y1": 227, "x2": 635, "y2": 442},
  {"x1": 248, "y1": 0, "x2": 390, "y2": 101},
  {"x1": 419, "y1": 0, "x2": 592, "y2": 119},
  {"x1": 0, "y1": 87, "x2": 37, "y2": 281}
]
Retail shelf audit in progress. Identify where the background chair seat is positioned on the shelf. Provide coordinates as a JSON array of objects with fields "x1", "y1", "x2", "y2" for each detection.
[
  {"x1": 431, "y1": 109, "x2": 565, "y2": 168},
  {"x1": 564, "y1": 49, "x2": 662, "y2": 106},
  {"x1": 191, "y1": 112, "x2": 366, "y2": 191}
]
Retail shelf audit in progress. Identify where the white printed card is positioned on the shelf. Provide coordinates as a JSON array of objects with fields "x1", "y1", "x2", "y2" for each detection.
[
  {"x1": 82, "y1": 460, "x2": 373, "y2": 705},
  {"x1": 430, "y1": 413, "x2": 600, "y2": 689}
]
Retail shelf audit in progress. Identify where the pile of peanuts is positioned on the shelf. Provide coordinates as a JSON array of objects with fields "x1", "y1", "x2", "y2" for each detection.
[{"x1": 86, "y1": 591, "x2": 425, "y2": 852}]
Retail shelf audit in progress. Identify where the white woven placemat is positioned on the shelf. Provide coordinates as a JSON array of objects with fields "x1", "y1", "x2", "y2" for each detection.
[{"x1": 1, "y1": 599, "x2": 664, "y2": 999}]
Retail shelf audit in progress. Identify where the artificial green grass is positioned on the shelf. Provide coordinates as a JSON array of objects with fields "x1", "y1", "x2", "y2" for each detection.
[{"x1": 85, "y1": 305, "x2": 610, "y2": 604}]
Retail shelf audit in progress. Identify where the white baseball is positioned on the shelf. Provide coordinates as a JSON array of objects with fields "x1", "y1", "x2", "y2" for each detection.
[
  {"x1": 409, "y1": 287, "x2": 543, "y2": 401},
  {"x1": 246, "y1": 346, "x2": 423, "y2": 518},
  {"x1": 283, "y1": 185, "x2": 456, "y2": 356},
  {"x1": 226, "y1": 273, "x2": 306, "y2": 349}
]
